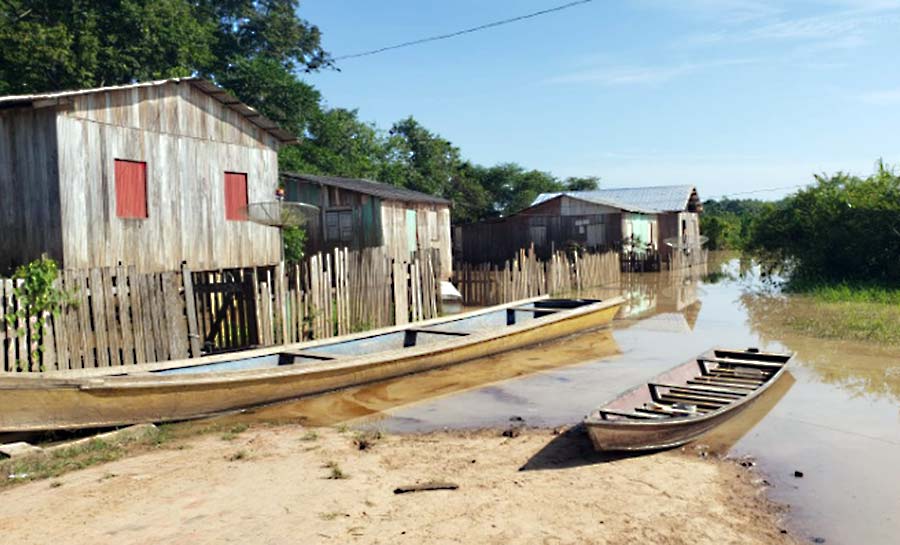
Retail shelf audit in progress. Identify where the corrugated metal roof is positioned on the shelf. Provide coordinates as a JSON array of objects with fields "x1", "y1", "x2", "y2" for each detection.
[
  {"x1": 282, "y1": 173, "x2": 451, "y2": 205},
  {"x1": 0, "y1": 77, "x2": 297, "y2": 143},
  {"x1": 530, "y1": 192, "x2": 658, "y2": 215},
  {"x1": 532, "y1": 185, "x2": 698, "y2": 213}
]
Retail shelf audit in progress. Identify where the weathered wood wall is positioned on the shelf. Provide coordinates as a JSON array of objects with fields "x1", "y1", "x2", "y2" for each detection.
[
  {"x1": 56, "y1": 81, "x2": 282, "y2": 271},
  {"x1": 0, "y1": 107, "x2": 63, "y2": 274},
  {"x1": 457, "y1": 214, "x2": 620, "y2": 265},
  {"x1": 407, "y1": 202, "x2": 452, "y2": 279},
  {"x1": 657, "y1": 211, "x2": 701, "y2": 261},
  {"x1": 289, "y1": 176, "x2": 453, "y2": 280}
]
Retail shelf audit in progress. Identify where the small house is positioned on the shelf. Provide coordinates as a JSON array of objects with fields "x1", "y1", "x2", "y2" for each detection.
[
  {"x1": 282, "y1": 173, "x2": 453, "y2": 279},
  {"x1": 0, "y1": 78, "x2": 293, "y2": 274},
  {"x1": 456, "y1": 185, "x2": 702, "y2": 264}
]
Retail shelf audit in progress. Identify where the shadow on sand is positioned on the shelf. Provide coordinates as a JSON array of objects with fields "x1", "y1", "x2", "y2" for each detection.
[{"x1": 518, "y1": 424, "x2": 663, "y2": 471}]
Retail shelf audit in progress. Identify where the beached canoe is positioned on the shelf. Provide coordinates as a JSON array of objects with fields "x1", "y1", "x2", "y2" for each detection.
[
  {"x1": 583, "y1": 347, "x2": 793, "y2": 452},
  {"x1": 0, "y1": 295, "x2": 623, "y2": 432}
]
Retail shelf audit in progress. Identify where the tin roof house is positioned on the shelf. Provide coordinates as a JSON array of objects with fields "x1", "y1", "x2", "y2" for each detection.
[
  {"x1": 282, "y1": 173, "x2": 453, "y2": 279},
  {"x1": 455, "y1": 185, "x2": 702, "y2": 265}
]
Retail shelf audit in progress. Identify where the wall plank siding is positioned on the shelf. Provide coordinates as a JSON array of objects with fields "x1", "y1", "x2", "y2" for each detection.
[
  {"x1": 0, "y1": 107, "x2": 63, "y2": 274},
  {"x1": 49, "y1": 81, "x2": 281, "y2": 272}
]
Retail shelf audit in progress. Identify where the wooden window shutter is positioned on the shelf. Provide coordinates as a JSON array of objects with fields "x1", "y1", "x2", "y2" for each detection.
[
  {"x1": 225, "y1": 172, "x2": 249, "y2": 221},
  {"x1": 114, "y1": 159, "x2": 148, "y2": 219}
]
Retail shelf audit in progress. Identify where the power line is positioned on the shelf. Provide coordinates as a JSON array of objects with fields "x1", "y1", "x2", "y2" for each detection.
[
  {"x1": 705, "y1": 184, "x2": 808, "y2": 201},
  {"x1": 333, "y1": 0, "x2": 594, "y2": 61}
]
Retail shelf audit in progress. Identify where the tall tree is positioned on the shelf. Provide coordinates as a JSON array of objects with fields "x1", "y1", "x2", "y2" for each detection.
[
  {"x1": 0, "y1": 0, "x2": 215, "y2": 94},
  {"x1": 385, "y1": 116, "x2": 461, "y2": 196},
  {"x1": 563, "y1": 176, "x2": 600, "y2": 191}
]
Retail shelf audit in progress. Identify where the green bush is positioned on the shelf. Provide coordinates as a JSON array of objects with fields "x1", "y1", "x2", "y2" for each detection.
[{"x1": 748, "y1": 161, "x2": 900, "y2": 285}]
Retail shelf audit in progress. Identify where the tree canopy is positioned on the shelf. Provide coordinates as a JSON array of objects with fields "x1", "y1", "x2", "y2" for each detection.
[{"x1": 747, "y1": 162, "x2": 900, "y2": 285}]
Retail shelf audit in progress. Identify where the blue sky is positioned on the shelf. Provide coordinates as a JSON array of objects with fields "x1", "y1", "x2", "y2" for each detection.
[{"x1": 299, "y1": 0, "x2": 900, "y2": 199}]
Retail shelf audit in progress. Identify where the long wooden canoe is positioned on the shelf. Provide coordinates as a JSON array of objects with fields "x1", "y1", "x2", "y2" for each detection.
[
  {"x1": 0, "y1": 295, "x2": 623, "y2": 432},
  {"x1": 583, "y1": 347, "x2": 792, "y2": 452}
]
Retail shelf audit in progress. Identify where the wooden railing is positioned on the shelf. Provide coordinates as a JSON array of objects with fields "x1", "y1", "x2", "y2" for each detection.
[
  {"x1": 453, "y1": 247, "x2": 620, "y2": 306},
  {"x1": 0, "y1": 247, "x2": 442, "y2": 372}
]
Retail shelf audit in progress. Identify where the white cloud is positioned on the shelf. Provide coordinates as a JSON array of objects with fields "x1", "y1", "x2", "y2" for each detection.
[
  {"x1": 633, "y1": 0, "x2": 784, "y2": 24},
  {"x1": 673, "y1": 2, "x2": 900, "y2": 52},
  {"x1": 859, "y1": 88, "x2": 900, "y2": 104},
  {"x1": 546, "y1": 59, "x2": 757, "y2": 86}
]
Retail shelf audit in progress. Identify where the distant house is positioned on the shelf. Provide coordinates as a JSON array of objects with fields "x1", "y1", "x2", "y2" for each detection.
[
  {"x1": 282, "y1": 173, "x2": 453, "y2": 279},
  {"x1": 0, "y1": 78, "x2": 293, "y2": 273},
  {"x1": 456, "y1": 185, "x2": 702, "y2": 265}
]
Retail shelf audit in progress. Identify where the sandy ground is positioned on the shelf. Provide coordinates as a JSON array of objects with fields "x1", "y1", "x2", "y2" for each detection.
[{"x1": 0, "y1": 425, "x2": 796, "y2": 545}]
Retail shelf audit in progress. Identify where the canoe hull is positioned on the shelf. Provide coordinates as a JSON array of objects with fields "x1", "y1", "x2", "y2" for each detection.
[
  {"x1": 584, "y1": 383, "x2": 777, "y2": 451},
  {"x1": 584, "y1": 348, "x2": 791, "y2": 452},
  {"x1": 0, "y1": 298, "x2": 621, "y2": 432}
]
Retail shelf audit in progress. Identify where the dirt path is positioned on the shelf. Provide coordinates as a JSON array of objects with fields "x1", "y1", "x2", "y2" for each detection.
[{"x1": 0, "y1": 426, "x2": 795, "y2": 545}]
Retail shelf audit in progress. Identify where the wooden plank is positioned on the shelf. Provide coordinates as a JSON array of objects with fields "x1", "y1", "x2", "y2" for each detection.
[
  {"x1": 50, "y1": 278, "x2": 70, "y2": 370},
  {"x1": 181, "y1": 266, "x2": 201, "y2": 358},
  {"x1": 42, "y1": 313, "x2": 58, "y2": 371},
  {"x1": 144, "y1": 273, "x2": 165, "y2": 362},
  {"x1": 61, "y1": 271, "x2": 82, "y2": 369},
  {"x1": 275, "y1": 261, "x2": 287, "y2": 344},
  {"x1": 101, "y1": 267, "x2": 122, "y2": 366},
  {"x1": 163, "y1": 272, "x2": 189, "y2": 359},
  {"x1": 14, "y1": 279, "x2": 27, "y2": 370},
  {"x1": 88, "y1": 268, "x2": 110, "y2": 367},
  {"x1": 116, "y1": 266, "x2": 136, "y2": 366},
  {"x1": 2, "y1": 279, "x2": 13, "y2": 371},
  {"x1": 128, "y1": 267, "x2": 148, "y2": 364}
]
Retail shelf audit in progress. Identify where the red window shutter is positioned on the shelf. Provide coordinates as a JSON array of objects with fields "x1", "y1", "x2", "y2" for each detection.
[
  {"x1": 115, "y1": 159, "x2": 148, "y2": 219},
  {"x1": 224, "y1": 172, "x2": 249, "y2": 221}
]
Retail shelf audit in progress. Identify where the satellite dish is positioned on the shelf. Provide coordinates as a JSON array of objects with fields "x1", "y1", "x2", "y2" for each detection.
[
  {"x1": 663, "y1": 235, "x2": 709, "y2": 249},
  {"x1": 245, "y1": 201, "x2": 318, "y2": 228}
]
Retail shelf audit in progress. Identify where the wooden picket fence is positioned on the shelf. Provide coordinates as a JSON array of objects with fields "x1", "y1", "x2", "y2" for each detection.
[
  {"x1": 454, "y1": 247, "x2": 620, "y2": 306},
  {"x1": 0, "y1": 247, "x2": 442, "y2": 373}
]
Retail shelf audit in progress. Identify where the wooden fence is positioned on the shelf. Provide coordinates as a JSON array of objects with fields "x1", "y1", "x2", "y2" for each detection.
[
  {"x1": 454, "y1": 247, "x2": 620, "y2": 306},
  {"x1": 1, "y1": 247, "x2": 441, "y2": 372}
]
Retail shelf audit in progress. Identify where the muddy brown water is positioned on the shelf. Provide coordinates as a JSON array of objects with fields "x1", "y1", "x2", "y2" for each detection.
[{"x1": 231, "y1": 254, "x2": 899, "y2": 545}]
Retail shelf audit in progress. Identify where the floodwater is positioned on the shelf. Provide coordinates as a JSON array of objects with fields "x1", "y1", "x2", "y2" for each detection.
[{"x1": 236, "y1": 254, "x2": 900, "y2": 545}]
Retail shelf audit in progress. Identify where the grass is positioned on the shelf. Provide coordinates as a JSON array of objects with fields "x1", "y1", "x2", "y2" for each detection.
[
  {"x1": 300, "y1": 430, "x2": 319, "y2": 442},
  {"x1": 781, "y1": 282, "x2": 900, "y2": 345},
  {"x1": 323, "y1": 461, "x2": 348, "y2": 480},
  {"x1": 795, "y1": 283, "x2": 900, "y2": 305},
  {"x1": 788, "y1": 298, "x2": 900, "y2": 345},
  {"x1": 227, "y1": 450, "x2": 249, "y2": 462},
  {"x1": 220, "y1": 423, "x2": 250, "y2": 441},
  {"x1": 746, "y1": 280, "x2": 900, "y2": 346},
  {"x1": 1, "y1": 432, "x2": 158, "y2": 488},
  {"x1": 0, "y1": 421, "x2": 256, "y2": 488},
  {"x1": 352, "y1": 430, "x2": 382, "y2": 451}
]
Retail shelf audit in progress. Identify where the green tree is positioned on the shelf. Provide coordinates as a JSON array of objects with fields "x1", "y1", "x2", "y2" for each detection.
[
  {"x1": 748, "y1": 161, "x2": 900, "y2": 284},
  {"x1": 384, "y1": 116, "x2": 462, "y2": 196},
  {"x1": 288, "y1": 108, "x2": 384, "y2": 178},
  {"x1": 564, "y1": 176, "x2": 600, "y2": 191},
  {"x1": 0, "y1": 0, "x2": 215, "y2": 94}
]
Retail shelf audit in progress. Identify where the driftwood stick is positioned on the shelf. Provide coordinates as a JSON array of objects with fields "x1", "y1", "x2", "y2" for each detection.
[{"x1": 393, "y1": 482, "x2": 459, "y2": 494}]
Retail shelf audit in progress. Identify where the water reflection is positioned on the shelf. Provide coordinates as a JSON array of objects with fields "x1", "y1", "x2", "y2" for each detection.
[
  {"x1": 740, "y1": 280, "x2": 900, "y2": 404},
  {"x1": 701, "y1": 371, "x2": 796, "y2": 454},
  {"x1": 225, "y1": 328, "x2": 622, "y2": 428}
]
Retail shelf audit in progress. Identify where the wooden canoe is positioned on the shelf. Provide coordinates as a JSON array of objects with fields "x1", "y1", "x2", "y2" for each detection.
[
  {"x1": 0, "y1": 295, "x2": 623, "y2": 432},
  {"x1": 583, "y1": 347, "x2": 793, "y2": 452}
]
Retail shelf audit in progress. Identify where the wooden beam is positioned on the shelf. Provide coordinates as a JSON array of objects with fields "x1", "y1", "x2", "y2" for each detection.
[
  {"x1": 599, "y1": 409, "x2": 662, "y2": 420},
  {"x1": 650, "y1": 382, "x2": 748, "y2": 397}
]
